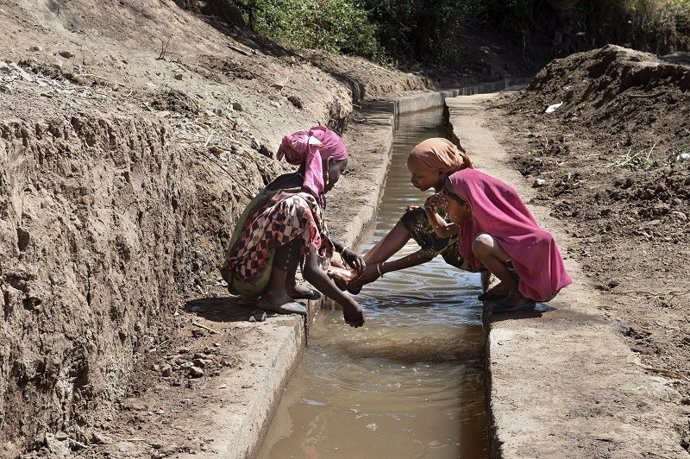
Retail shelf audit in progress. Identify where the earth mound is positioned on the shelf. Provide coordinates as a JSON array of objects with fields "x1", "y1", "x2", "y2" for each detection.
[
  {"x1": 503, "y1": 44, "x2": 690, "y2": 243},
  {"x1": 493, "y1": 45, "x2": 690, "y2": 452}
]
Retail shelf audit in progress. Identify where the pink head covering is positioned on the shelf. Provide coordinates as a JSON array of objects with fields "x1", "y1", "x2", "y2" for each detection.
[
  {"x1": 276, "y1": 125, "x2": 348, "y2": 198},
  {"x1": 447, "y1": 168, "x2": 572, "y2": 301}
]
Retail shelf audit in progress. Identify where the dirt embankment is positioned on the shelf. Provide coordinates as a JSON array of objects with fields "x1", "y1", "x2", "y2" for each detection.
[
  {"x1": 490, "y1": 44, "x2": 690, "y2": 452},
  {"x1": 0, "y1": 0, "x2": 433, "y2": 455}
]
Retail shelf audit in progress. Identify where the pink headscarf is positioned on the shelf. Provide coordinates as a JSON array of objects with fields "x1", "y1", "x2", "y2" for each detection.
[
  {"x1": 448, "y1": 169, "x2": 572, "y2": 302},
  {"x1": 276, "y1": 125, "x2": 348, "y2": 198}
]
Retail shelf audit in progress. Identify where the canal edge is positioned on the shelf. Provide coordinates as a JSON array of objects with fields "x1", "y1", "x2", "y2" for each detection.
[{"x1": 186, "y1": 90, "x2": 457, "y2": 459}]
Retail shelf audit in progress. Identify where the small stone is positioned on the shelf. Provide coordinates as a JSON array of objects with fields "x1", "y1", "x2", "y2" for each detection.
[
  {"x1": 152, "y1": 364, "x2": 161, "y2": 372},
  {"x1": 532, "y1": 178, "x2": 546, "y2": 188},
  {"x1": 59, "y1": 51, "x2": 75, "y2": 59},
  {"x1": 192, "y1": 358, "x2": 207, "y2": 368},
  {"x1": 174, "y1": 73, "x2": 183, "y2": 80},
  {"x1": 259, "y1": 144, "x2": 272, "y2": 158},
  {"x1": 17, "y1": 227, "x2": 30, "y2": 252},
  {"x1": 29, "y1": 46, "x2": 42, "y2": 52},
  {"x1": 232, "y1": 102, "x2": 243, "y2": 111},
  {"x1": 161, "y1": 364, "x2": 173, "y2": 376},
  {"x1": 254, "y1": 312, "x2": 267, "y2": 322},
  {"x1": 287, "y1": 95, "x2": 303, "y2": 109},
  {"x1": 248, "y1": 316, "x2": 256, "y2": 323},
  {"x1": 91, "y1": 432, "x2": 112, "y2": 445},
  {"x1": 672, "y1": 211, "x2": 687, "y2": 222},
  {"x1": 189, "y1": 366, "x2": 204, "y2": 378}
]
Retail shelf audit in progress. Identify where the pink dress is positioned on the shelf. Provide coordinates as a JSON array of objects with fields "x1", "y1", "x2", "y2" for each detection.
[{"x1": 448, "y1": 169, "x2": 572, "y2": 301}]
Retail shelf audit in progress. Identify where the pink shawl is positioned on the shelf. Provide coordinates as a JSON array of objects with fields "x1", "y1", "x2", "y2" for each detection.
[
  {"x1": 448, "y1": 169, "x2": 572, "y2": 301},
  {"x1": 277, "y1": 125, "x2": 348, "y2": 198}
]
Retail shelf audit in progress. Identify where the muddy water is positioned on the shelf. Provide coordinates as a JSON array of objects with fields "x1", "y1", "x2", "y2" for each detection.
[{"x1": 258, "y1": 108, "x2": 488, "y2": 459}]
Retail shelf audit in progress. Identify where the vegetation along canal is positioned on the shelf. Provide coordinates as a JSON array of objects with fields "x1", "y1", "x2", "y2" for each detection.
[{"x1": 258, "y1": 108, "x2": 488, "y2": 458}]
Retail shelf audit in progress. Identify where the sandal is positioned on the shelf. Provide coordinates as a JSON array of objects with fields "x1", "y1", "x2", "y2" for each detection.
[
  {"x1": 478, "y1": 290, "x2": 509, "y2": 302},
  {"x1": 293, "y1": 289, "x2": 322, "y2": 301},
  {"x1": 257, "y1": 297, "x2": 307, "y2": 316},
  {"x1": 491, "y1": 300, "x2": 536, "y2": 314}
]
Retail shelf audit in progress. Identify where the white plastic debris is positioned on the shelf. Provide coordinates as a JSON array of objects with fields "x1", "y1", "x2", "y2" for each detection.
[
  {"x1": 674, "y1": 152, "x2": 690, "y2": 163},
  {"x1": 545, "y1": 102, "x2": 563, "y2": 113}
]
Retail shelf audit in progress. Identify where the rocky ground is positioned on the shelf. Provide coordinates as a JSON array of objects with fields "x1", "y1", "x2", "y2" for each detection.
[{"x1": 488, "y1": 45, "x2": 690, "y2": 452}]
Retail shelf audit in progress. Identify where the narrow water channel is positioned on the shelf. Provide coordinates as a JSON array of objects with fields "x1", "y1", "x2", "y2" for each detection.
[{"x1": 258, "y1": 108, "x2": 488, "y2": 458}]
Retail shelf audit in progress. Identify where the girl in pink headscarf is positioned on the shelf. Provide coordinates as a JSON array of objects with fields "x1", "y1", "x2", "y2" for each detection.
[
  {"x1": 221, "y1": 126, "x2": 365, "y2": 327},
  {"x1": 442, "y1": 169, "x2": 572, "y2": 311}
]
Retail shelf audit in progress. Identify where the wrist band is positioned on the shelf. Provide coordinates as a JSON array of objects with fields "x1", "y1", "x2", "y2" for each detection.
[
  {"x1": 340, "y1": 246, "x2": 348, "y2": 255},
  {"x1": 376, "y1": 263, "x2": 384, "y2": 277}
]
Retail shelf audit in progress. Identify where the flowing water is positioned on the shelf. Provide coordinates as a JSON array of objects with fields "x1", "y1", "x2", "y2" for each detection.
[{"x1": 258, "y1": 108, "x2": 488, "y2": 459}]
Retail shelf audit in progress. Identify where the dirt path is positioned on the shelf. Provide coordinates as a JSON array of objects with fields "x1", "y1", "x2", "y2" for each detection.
[{"x1": 448, "y1": 93, "x2": 689, "y2": 458}]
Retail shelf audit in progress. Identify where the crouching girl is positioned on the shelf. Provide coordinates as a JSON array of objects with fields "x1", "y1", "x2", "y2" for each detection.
[{"x1": 221, "y1": 126, "x2": 365, "y2": 327}]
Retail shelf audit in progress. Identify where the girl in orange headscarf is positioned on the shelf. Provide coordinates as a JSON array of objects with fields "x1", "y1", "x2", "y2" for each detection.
[{"x1": 346, "y1": 138, "x2": 489, "y2": 292}]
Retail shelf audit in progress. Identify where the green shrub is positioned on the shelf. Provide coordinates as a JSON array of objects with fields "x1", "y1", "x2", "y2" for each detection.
[{"x1": 238, "y1": 0, "x2": 380, "y2": 60}]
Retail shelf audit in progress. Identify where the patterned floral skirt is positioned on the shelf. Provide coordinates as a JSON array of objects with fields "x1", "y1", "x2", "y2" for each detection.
[
  {"x1": 399, "y1": 208, "x2": 478, "y2": 272},
  {"x1": 221, "y1": 188, "x2": 329, "y2": 298}
]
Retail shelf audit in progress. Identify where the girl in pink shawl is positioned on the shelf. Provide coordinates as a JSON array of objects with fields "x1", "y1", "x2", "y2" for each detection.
[
  {"x1": 443, "y1": 169, "x2": 572, "y2": 311},
  {"x1": 221, "y1": 126, "x2": 365, "y2": 327}
]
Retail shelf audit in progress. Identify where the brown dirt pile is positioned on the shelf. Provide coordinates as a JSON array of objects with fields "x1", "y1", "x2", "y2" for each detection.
[{"x1": 491, "y1": 44, "x2": 690, "y2": 451}]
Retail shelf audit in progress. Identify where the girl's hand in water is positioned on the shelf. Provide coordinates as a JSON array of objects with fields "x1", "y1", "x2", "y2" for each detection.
[
  {"x1": 341, "y1": 248, "x2": 365, "y2": 274},
  {"x1": 343, "y1": 300, "x2": 365, "y2": 328}
]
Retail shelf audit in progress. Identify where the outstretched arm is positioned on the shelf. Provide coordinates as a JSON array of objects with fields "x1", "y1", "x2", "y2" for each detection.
[
  {"x1": 348, "y1": 249, "x2": 434, "y2": 292},
  {"x1": 302, "y1": 246, "x2": 364, "y2": 327}
]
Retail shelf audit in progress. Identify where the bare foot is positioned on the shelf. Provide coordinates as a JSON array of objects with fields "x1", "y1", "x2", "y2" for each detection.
[
  {"x1": 478, "y1": 282, "x2": 510, "y2": 301},
  {"x1": 261, "y1": 291, "x2": 294, "y2": 307},
  {"x1": 494, "y1": 291, "x2": 532, "y2": 308}
]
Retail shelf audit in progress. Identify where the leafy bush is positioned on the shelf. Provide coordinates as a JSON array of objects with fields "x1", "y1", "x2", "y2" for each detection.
[
  {"x1": 209, "y1": 0, "x2": 689, "y2": 71},
  {"x1": 237, "y1": 0, "x2": 380, "y2": 59},
  {"x1": 362, "y1": 0, "x2": 484, "y2": 68}
]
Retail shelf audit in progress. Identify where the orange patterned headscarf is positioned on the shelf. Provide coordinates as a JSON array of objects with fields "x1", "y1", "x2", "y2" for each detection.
[{"x1": 407, "y1": 138, "x2": 472, "y2": 176}]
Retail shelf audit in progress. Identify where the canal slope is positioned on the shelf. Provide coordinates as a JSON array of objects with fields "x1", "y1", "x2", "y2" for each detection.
[{"x1": 448, "y1": 94, "x2": 689, "y2": 459}]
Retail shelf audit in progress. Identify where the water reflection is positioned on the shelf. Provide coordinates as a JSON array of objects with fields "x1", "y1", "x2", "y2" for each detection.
[{"x1": 258, "y1": 108, "x2": 488, "y2": 459}]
